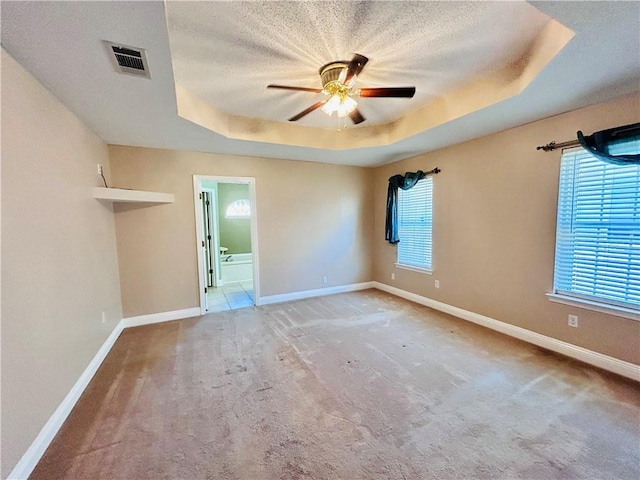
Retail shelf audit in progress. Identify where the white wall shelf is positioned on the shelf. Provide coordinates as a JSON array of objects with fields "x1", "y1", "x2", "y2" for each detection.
[{"x1": 93, "y1": 187, "x2": 174, "y2": 204}]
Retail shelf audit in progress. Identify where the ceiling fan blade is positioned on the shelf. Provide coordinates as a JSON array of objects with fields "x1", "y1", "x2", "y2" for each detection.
[
  {"x1": 268, "y1": 84, "x2": 323, "y2": 93},
  {"x1": 358, "y1": 87, "x2": 416, "y2": 98},
  {"x1": 342, "y1": 54, "x2": 369, "y2": 85},
  {"x1": 288, "y1": 101, "x2": 327, "y2": 121},
  {"x1": 349, "y1": 108, "x2": 366, "y2": 125}
]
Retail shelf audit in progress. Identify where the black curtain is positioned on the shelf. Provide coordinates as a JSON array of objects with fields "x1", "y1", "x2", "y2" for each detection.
[
  {"x1": 577, "y1": 122, "x2": 640, "y2": 166},
  {"x1": 385, "y1": 169, "x2": 439, "y2": 244}
]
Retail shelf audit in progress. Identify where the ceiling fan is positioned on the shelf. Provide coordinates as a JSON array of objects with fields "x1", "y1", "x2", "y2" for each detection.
[{"x1": 267, "y1": 54, "x2": 416, "y2": 125}]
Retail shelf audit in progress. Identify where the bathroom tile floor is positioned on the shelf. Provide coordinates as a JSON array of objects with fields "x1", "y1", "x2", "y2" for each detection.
[{"x1": 206, "y1": 281, "x2": 254, "y2": 312}]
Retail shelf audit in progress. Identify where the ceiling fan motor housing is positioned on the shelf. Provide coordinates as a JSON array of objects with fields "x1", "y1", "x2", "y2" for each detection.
[{"x1": 319, "y1": 61, "x2": 349, "y2": 89}]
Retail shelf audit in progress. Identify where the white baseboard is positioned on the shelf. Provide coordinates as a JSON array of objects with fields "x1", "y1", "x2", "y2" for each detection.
[
  {"x1": 121, "y1": 307, "x2": 201, "y2": 328},
  {"x1": 7, "y1": 321, "x2": 126, "y2": 480},
  {"x1": 373, "y1": 282, "x2": 640, "y2": 382},
  {"x1": 259, "y1": 281, "x2": 375, "y2": 306},
  {"x1": 8, "y1": 306, "x2": 202, "y2": 479}
]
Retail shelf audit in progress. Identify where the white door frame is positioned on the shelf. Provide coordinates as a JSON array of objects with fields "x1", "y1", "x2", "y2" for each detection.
[{"x1": 193, "y1": 175, "x2": 260, "y2": 314}]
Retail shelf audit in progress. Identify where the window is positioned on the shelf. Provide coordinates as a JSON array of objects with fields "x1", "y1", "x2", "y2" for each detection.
[
  {"x1": 225, "y1": 199, "x2": 250, "y2": 218},
  {"x1": 552, "y1": 138, "x2": 640, "y2": 314},
  {"x1": 397, "y1": 176, "x2": 433, "y2": 271}
]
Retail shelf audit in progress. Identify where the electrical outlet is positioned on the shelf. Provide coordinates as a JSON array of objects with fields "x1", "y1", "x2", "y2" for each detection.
[
  {"x1": 435, "y1": 280, "x2": 440, "y2": 288},
  {"x1": 97, "y1": 164, "x2": 103, "y2": 175},
  {"x1": 568, "y1": 314, "x2": 578, "y2": 328},
  {"x1": 391, "y1": 273, "x2": 395, "y2": 280},
  {"x1": 101, "y1": 311, "x2": 106, "y2": 324},
  {"x1": 322, "y1": 275, "x2": 328, "y2": 284}
]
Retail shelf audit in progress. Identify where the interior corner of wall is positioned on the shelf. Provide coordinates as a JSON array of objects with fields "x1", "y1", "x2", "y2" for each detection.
[{"x1": 175, "y1": 83, "x2": 231, "y2": 137}]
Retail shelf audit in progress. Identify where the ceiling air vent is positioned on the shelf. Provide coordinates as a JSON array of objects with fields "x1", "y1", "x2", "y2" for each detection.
[{"x1": 105, "y1": 41, "x2": 151, "y2": 79}]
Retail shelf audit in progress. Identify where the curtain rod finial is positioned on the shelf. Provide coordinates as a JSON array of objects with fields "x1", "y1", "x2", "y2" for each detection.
[{"x1": 537, "y1": 141, "x2": 557, "y2": 152}]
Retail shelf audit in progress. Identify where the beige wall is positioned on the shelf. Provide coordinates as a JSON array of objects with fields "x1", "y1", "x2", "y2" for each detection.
[
  {"x1": 218, "y1": 183, "x2": 251, "y2": 254},
  {"x1": 1, "y1": 44, "x2": 637, "y2": 478},
  {"x1": 1, "y1": 49, "x2": 123, "y2": 477},
  {"x1": 108, "y1": 146, "x2": 373, "y2": 317},
  {"x1": 373, "y1": 94, "x2": 640, "y2": 364}
]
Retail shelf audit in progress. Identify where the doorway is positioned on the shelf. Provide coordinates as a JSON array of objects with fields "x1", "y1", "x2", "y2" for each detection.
[{"x1": 193, "y1": 175, "x2": 260, "y2": 314}]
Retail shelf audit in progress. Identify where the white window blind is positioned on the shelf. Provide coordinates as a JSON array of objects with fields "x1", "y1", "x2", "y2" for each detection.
[
  {"x1": 397, "y1": 177, "x2": 433, "y2": 270},
  {"x1": 553, "y1": 138, "x2": 640, "y2": 310}
]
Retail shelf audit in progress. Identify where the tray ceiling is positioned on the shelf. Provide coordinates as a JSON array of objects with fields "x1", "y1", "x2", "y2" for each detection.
[
  {"x1": 1, "y1": 1, "x2": 639, "y2": 166},
  {"x1": 166, "y1": 1, "x2": 550, "y2": 129}
]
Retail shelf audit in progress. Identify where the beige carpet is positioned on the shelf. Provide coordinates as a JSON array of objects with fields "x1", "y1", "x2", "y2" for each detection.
[{"x1": 32, "y1": 289, "x2": 640, "y2": 479}]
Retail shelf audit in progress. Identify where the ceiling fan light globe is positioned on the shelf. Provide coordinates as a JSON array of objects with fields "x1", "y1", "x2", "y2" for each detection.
[
  {"x1": 322, "y1": 94, "x2": 357, "y2": 118},
  {"x1": 321, "y1": 94, "x2": 341, "y2": 116},
  {"x1": 336, "y1": 96, "x2": 357, "y2": 117}
]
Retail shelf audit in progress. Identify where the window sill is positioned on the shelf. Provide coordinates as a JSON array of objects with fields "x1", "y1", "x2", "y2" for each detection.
[
  {"x1": 395, "y1": 263, "x2": 433, "y2": 275},
  {"x1": 547, "y1": 293, "x2": 640, "y2": 322}
]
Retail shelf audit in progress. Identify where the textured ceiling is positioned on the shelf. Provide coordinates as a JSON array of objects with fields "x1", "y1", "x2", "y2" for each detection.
[
  {"x1": 166, "y1": 1, "x2": 550, "y2": 129},
  {"x1": 1, "y1": 1, "x2": 639, "y2": 166}
]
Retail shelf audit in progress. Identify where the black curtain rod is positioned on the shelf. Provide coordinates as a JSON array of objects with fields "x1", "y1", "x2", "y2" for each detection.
[
  {"x1": 537, "y1": 123, "x2": 640, "y2": 152},
  {"x1": 536, "y1": 139, "x2": 581, "y2": 152}
]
